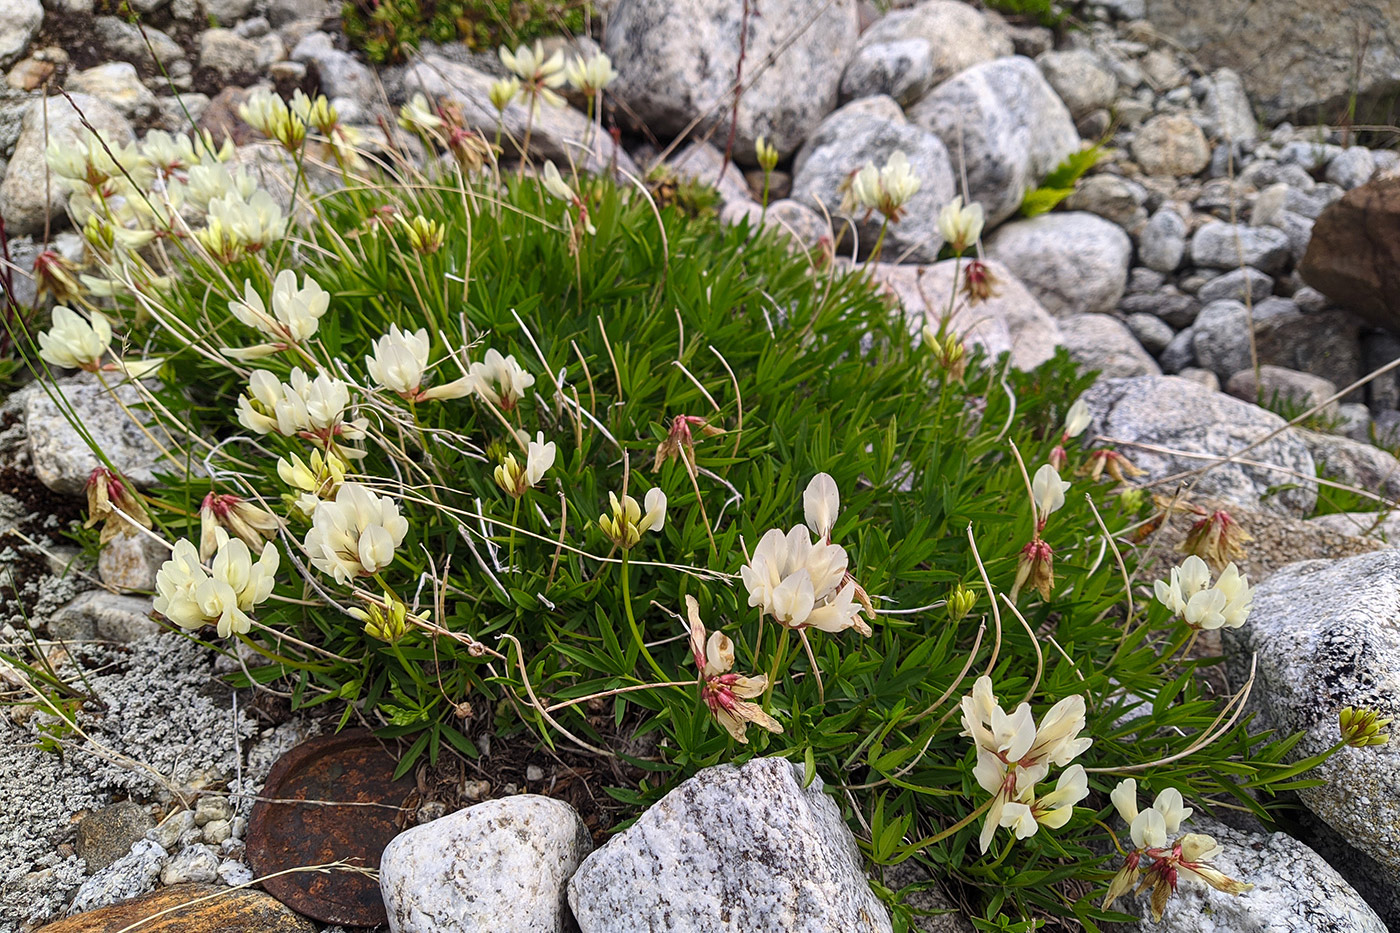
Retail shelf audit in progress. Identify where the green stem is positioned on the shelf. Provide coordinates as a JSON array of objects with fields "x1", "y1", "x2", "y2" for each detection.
[
  {"x1": 764, "y1": 625, "x2": 791, "y2": 709},
  {"x1": 944, "y1": 251, "x2": 962, "y2": 329},
  {"x1": 508, "y1": 494, "x2": 522, "y2": 571},
  {"x1": 620, "y1": 551, "x2": 668, "y2": 681},
  {"x1": 869, "y1": 217, "x2": 890, "y2": 264}
]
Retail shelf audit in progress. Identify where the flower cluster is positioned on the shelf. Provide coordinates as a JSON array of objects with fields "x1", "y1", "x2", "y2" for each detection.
[
  {"x1": 494, "y1": 433, "x2": 556, "y2": 498},
  {"x1": 936, "y1": 196, "x2": 984, "y2": 254},
  {"x1": 598, "y1": 487, "x2": 666, "y2": 550},
  {"x1": 960, "y1": 676, "x2": 1092, "y2": 852},
  {"x1": 154, "y1": 531, "x2": 280, "y2": 637},
  {"x1": 1103, "y1": 779, "x2": 1251, "y2": 920},
  {"x1": 304, "y1": 482, "x2": 410, "y2": 584},
  {"x1": 1154, "y1": 555, "x2": 1252, "y2": 631},
  {"x1": 224, "y1": 271, "x2": 330, "y2": 360},
  {"x1": 237, "y1": 368, "x2": 369, "y2": 451},
  {"x1": 740, "y1": 474, "x2": 873, "y2": 636},
  {"x1": 842, "y1": 151, "x2": 921, "y2": 223},
  {"x1": 366, "y1": 326, "x2": 471, "y2": 402}
]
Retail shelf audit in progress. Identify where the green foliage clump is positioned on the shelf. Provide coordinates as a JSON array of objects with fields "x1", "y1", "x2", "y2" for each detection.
[
  {"x1": 40, "y1": 98, "x2": 1353, "y2": 930},
  {"x1": 1019, "y1": 146, "x2": 1102, "y2": 218},
  {"x1": 342, "y1": 0, "x2": 590, "y2": 64},
  {"x1": 984, "y1": 0, "x2": 1066, "y2": 27}
]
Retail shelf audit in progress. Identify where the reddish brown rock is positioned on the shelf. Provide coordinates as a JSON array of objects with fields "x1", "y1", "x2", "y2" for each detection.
[
  {"x1": 37, "y1": 884, "x2": 314, "y2": 933},
  {"x1": 1300, "y1": 176, "x2": 1400, "y2": 333},
  {"x1": 196, "y1": 86, "x2": 260, "y2": 147}
]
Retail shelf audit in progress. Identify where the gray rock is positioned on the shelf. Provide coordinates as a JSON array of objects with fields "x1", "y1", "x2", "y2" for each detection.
[
  {"x1": 403, "y1": 54, "x2": 634, "y2": 177},
  {"x1": 722, "y1": 198, "x2": 831, "y2": 251},
  {"x1": 1126, "y1": 267, "x2": 1166, "y2": 294},
  {"x1": 1061, "y1": 173, "x2": 1147, "y2": 230},
  {"x1": 97, "y1": 533, "x2": 167, "y2": 593},
  {"x1": 1226, "y1": 365, "x2": 1339, "y2": 417},
  {"x1": 869, "y1": 259, "x2": 1062, "y2": 371},
  {"x1": 1327, "y1": 147, "x2": 1376, "y2": 190},
  {"x1": 1131, "y1": 113, "x2": 1210, "y2": 176},
  {"x1": 1363, "y1": 332, "x2": 1400, "y2": 411},
  {"x1": 291, "y1": 31, "x2": 376, "y2": 108},
  {"x1": 1080, "y1": 374, "x2": 1316, "y2": 515},
  {"x1": 267, "y1": 0, "x2": 332, "y2": 25},
  {"x1": 64, "y1": 63, "x2": 157, "y2": 122},
  {"x1": 840, "y1": 39, "x2": 933, "y2": 107},
  {"x1": 1292, "y1": 285, "x2": 1331, "y2": 314},
  {"x1": 604, "y1": 0, "x2": 857, "y2": 162},
  {"x1": 94, "y1": 16, "x2": 186, "y2": 67},
  {"x1": 1199, "y1": 68, "x2": 1256, "y2": 143},
  {"x1": 857, "y1": 0, "x2": 1012, "y2": 88},
  {"x1": 77, "y1": 801, "x2": 155, "y2": 874},
  {"x1": 204, "y1": 0, "x2": 255, "y2": 22},
  {"x1": 1278, "y1": 140, "x2": 1341, "y2": 173},
  {"x1": 1253, "y1": 305, "x2": 1362, "y2": 396},
  {"x1": 1123, "y1": 816, "x2": 1386, "y2": 933},
  {"x1": 1158, "y1": 327, "x2": 1196, "y2": 373},
  {"x1": 0, "y1": 0, "x2": 41, "y2": 69},
  {"x1": 161, "y1": 843, "x2": 220, "y2": 885},
  {"x1": 1224, "y1": 550, "x2": 1400, "y2": 902},
  {"x1": 1058, "y1": 313, "x2": 1160, "y2": 378},
  {"x1": 1196, "y1": 267, "x2": 1274, "y2": 304},
  {"x1": 199, "y1": 29, "x2": 277, "y2": 80},
  {"x1": 1125, "y1": 312, "x2": 1174, "y2": 354},
  {"x1": 1272, "y1": 209, "x2": 1315, "y2": 265},
  {"x1": 1036, "y1": 49, "x2": 1116, "y2": 118},
  {"x1": 568, "y1": 757, "x2": 892, "y2": 933},
  {"x1": 1283, "y1": 183, "x2": 1344, "y2": 220},
  {"x1": 1122, "y1": 288, "x2": 1199, "y2": 329},
  {"x1": 1140, "y1": 0, "x2": 1400, "y2": 124},
  {"x1": 381, "y1": 796, "x2": 592, "y2": 933},
  {"x1": 0, "y1": 93, "x2": 133, "y2": 235},
  {"x1": 1176, "y1": 366, "x2": 1219, "y2": 391},
  {"x1": 1297, "y1": 427, "x2": 1400, "y2": 502},
  {"x1": 21, "y1": 375, "x2": 168, "y2": 495},
  {"x1": 908, "y1": 56, "x2": 1079, "y2": 227},
  {"x1": 1191, "y1": 221, "x2": 1292, "y2": 273},
  {"x1": 149, "y1": 810, "x2": 196, "y2": 852},
  {"x1": 66, "y1": 839, "x2": 165, "y2": 914},
  {"x1": 1309, "y1": 512, "x2": 1400, "y2": 543},
  {"x1": 1336, "y1": 402, "x2": 1372, "y2": 442},
  {"x1": 201, "y1": 818, "x2": 232, "y2": 845},
  {"x1": 1138, "y1": 207, "x2": 1189, "y2": 272},
  {"x1": 1191, "y1": 299, "x2": 1252, "y2": 381},
  {"x1": 984, "y1": 211, "x2": 1131, "y2": 316},
  {"x1": 193, "y1": 796, "x2": 233, "y2": 826},
  {"x1": 50, "y1": 591, "x2": 159, "y2": 643},
  {"x1": 1377, "y1": 411, "x2": 1400, "y2": 449},
  {"x1": 792, "y1": 96, "x2": 955, "y2": 262},
  {"x1": 664, "y1": 141, "x2": 754, "y2": 210}
]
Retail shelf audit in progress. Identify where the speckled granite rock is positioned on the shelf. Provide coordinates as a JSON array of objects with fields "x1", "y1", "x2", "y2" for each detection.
[
  {"x1": 1224, "y1": 550, "x2": 1400, "y2": 908},
  {"x1": 20, "y1": 375, "x2": 168, "y2": 495},
  {"x1": 1079, "y1": 375, "x2": 1316, "y2": 516},
  {"x1": 567, "y1": 757, "x2": 891, "y2": 933},
  {"x1": 380, "y1": 795, "x2": 592, "y2": 933}
]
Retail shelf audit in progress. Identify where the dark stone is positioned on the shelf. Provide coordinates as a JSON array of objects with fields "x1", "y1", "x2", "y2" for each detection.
[
  {"x1": 1300, "y1": 176, "x2": 1400, "y2": 333},
  {"x1": 77, "y1": 802, "x2": 155, "y2": 874}
]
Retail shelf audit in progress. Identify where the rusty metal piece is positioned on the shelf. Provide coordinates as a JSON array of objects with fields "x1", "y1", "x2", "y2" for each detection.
[{"x1": 246, "y1": 729, "x2": 415, "y2": 927}]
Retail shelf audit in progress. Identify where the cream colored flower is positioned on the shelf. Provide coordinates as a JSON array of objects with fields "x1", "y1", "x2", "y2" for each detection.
[
  {"x1": 226, "y1": 270, "x2": 329, "y2": 356},
  {"x1": 936, "y1": 195, "x2": 984, "y2": 253},
  {"x1": 199, "y1": 492, "x2": 280, "y2": 561},
  {"x1": 494, "y1": 432, "x2": 556, "y2": 497},
  {"x1": 290, "y1": 89, "x2": 337, "y2": 133},
  {"x1": 564, "y1": 51, "x2": 617, "y2": 95},
  {"x1": 1063, "y1": 398, "x2": 1091, "y2": 439},
  {"x1": 542, "y1": 161, "x2": 577, "y2": 202},
  {"x1": 366, "y1": 325, "x2": 430, "y2": 397},
  {"x1": 755, "y1": 136, "x2": 779, "y2": 173},
  {"x1": 304, "y1": 482, "x2": 409, "y2": 584},
  {"x1": 153, "y1": 532, "x2": 279, "y2": 638},
  {"x1": 803, "y1": 472, "x2": 840, "y2": 541},
  {"x1": 598, "y1": 487, "x2": 666, "y2": 550},
  {"x1": 277, "y1": 448, "x2": 347, "y2": 516},
  {"x1": 238, "y1": 88, "x2": 307, "y2": 150},
  {"x1": 466, "y1": 348, "x2": 535, "y2": 411},
  {"x1": 740, "y1": 525, "x2": 867, "y2": 635},
  {"x1": 499, "y1": 41, "x2": 566, "y2": 111},
  {"x1": 38, "y1": 307, "x2": 111, "y2": 371},
  {"x1": 1031, "y1": 463, "x2": 1070, "y2": 521},
  {"x1": 1154, "y1": 556, "x2": 1251, "y2": 631},
  {"x1": 687, "y1": 595, "x2": 782, "y2": 744},
  {"x1": 236, "y1": 368, "x2": 367, "y2": 444},
  {"x1": 398, "y1": 93, "x2": 444, "y2": 133},
  {"x1": 489, "y1": 76, "x2": 521, "y2": 113}
]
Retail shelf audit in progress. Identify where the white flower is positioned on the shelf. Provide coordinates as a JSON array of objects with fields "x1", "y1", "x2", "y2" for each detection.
[
  {"x1": 304, "y1": 482, "x2": 409, "y2": 584},
  {"x1": 153, "y1": 532, "x2": 279, "y2": 637},
  {"x1": 541, "y1": 161, "x2": 577, "y2": 202},
  {"x1": 1213, "y1": 562, "x2": 1253, "y2": 628},
  {"x1": 598, "y1": 487, "x2": 666, "y2": 549},
  {"x1": 236, "y1": 368, "x2": 366, "y2": 443},
  {"x1": 803, "y1": 472, "x2": 840, "y2": 541},
  {"x1": 936, "y1": 195, "x2": 984, "y2": 252},
  {"x1": 466, "y1": 348, "x2": 535, "y2": 411},
  {"x1": 500, "y1": 41, "x2": 566, "y2": 86},
  {"x1": 367, "y1": 325, "x2": 429, "y2": 395},
  {"x1": 1111, "y1": 778, "x2": 1193, "y2": 850},
  {"x1": 740, "y1": 525, "x2": 867, "y2": 635},
  {"x1": 1031, "y1": 463, "x2": 1070, "y2": 520},
  {"x1": 398, "y1": 93, "x2": 444, "y2": 133},
  {"x1": 564, "y1": 51, "x2": 617, "y2": 94},
  {"x1": 879, "y1": 151, "x2": 921, "y2": 209},
  {"x1": 489, "y1": 77, "x2": 521, "y2": 112},
  {"x1": 1154, "y1": 556, "x2": 1251, "y2": 631},
  {"x1": 228, "y1": 270, "x2": 329, "y2": 350},
  {"x1": 38, "y1": 307, "x2": 111, "y2": 371},
  {"x1": 1063, "y1": 398, "x2": 1091, "y2": 438},
  {"x1": 205, "y1": 190, "x2": 285, "y2": 253},
  {"x1": 494, "y1": 432, "x2": 556, "y2": 497}
]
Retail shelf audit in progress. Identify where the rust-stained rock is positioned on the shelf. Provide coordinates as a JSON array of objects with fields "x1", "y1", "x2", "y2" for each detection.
[
  {"x1": 37, "y1": 884, "x2": 315, "y2": 933},
  {"x1": 1300, "y1": 176, "x2": 1400, "y2": 333}
]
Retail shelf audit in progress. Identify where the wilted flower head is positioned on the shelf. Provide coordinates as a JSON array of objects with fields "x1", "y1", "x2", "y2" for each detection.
[
  {"x1": 652, "y1": 414, "x2": 723, "y2": 472},
  {"x1": 598, "y1": 487, "x2": 666, "y2": 550},
  {"x1": 200, "y1": 492, "x2": 280, "y2": 561},
  {"x1": 936, "y1": 195, "x2": 984, "y2": 254},
  {"x1": 960, "y1": 676, "x2": 1092, "y2": 852},
  {"x1": 304, "y1": 482, "x2": 409, "y2": 584},
  {"x1": 1179, "y1": 509, "x2": 1252, "y2": 572},
  {"x1": 1012, "y1": 538, "x2": 1055, "y2": 602},
  {"x1": 33, "y1": 250, "x2": 84, "y2": 304},
  {"x1": 961, "y1": 259, "x2": 999, "y2": 304},
  {"x1": 84, "y1": 467, "x2": 151, "y2": 545},
  {"x1": 687, "y1": 595, "x2": 782, "y2": 744},
  {"x1": 564, "y1": 51, "x2": 617, "y2": 96},
  {"x1": 38, "y1": 307, "x2": 111, "y2": 372},
  {"x1": 1081, "y1": 448, "x2": 1145, "y2": 484},
  {"x1": 154, "y1": 532, "x2": 279, "y2": 638},
  {"x1": 494, "y1": 432, "x2": 556, "y2": 498},
  {"x1": 466, "y1": 348, "x2": 535, "y2": 412}
]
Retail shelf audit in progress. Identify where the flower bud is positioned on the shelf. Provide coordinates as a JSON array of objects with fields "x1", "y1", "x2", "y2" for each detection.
[
  {"x1": 351, "y1": 591, "x2": 416, "y2": 643},
  {"x1": 755, "y1": 136, "x2": 779, "y2": 173},
  {"x1": 401, "y1": 215, "x2": 445, "y2": 255},
  {"x1": 489, "y1": 77, "x2": 520, "y2": 113},
  {"x1": 947, "y1": 584, "x2": 976, "y2": 622},
  {"x1": 1340, "y1": 706, "x2": 1392, "y2": 747}
]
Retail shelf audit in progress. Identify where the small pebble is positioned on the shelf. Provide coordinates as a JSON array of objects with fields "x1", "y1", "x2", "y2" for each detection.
[
  {"x1": 149, "y1": 810, "x2": 196, "y2": 852},
  {"x1": 502, "y1": 783, "x2": 519, "y2": 796},
  {"x1": 202, "y1": 819, "x2": 232, "y2": 845},
  {"x1": 160, "y1": 844, "x2": 220, "y2": 885},
  {"x1": 526, "y1": 765, "x2": 545, "y2": 782},
  {"x1": 416, "y1": 801, "x2": 448, "y2": 823},
  {"x1": 194, "y1": 796, "x2": 233, "y2": 827},
  {"x1": 218, "y1": 859, "x2": 254, "y2": 886},
  {"x1": 460, "y1": 779, "x2": 491, "y2": 800}
]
